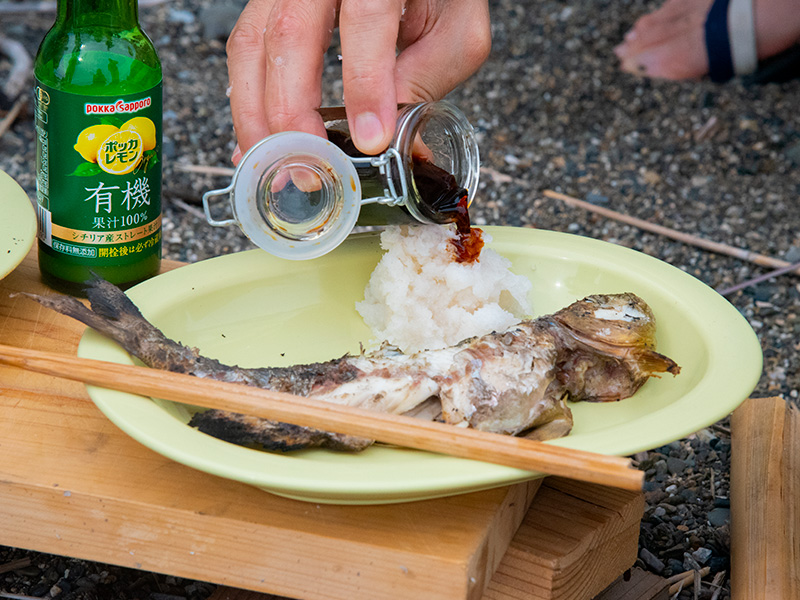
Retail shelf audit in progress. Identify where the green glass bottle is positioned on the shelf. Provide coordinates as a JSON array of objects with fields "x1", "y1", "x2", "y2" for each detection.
[{"x1": 34, "y1": 0, "x2": 162, "y2": 293}]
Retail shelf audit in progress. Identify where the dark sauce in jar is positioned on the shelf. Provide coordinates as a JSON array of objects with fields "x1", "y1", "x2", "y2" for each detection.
[
  {"x1": 326, "y1": 127, "x2": 483, "y2": 263},
  {"x1": 412, "y1": 159, "x2": 483, "y2": 263}
]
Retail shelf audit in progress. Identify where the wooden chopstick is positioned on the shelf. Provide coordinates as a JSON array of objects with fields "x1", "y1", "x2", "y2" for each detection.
[{"x1": 0, "y1": 343, "x2": 644, "y2": 491}]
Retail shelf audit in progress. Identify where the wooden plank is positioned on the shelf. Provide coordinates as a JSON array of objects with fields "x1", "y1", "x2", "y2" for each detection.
[
  {"x1": 208, "y1": 478, "x2": 645, "y2": 600},
  {"x1": 592, "y1": 568, "x2": 669, "y2": 600},
  {"x1": 482, "y1": 478, "x2": 643, "y2": 600},
  {"x1": 0, "y1": 248, "x2": 642, "y2": 600},
  {"x1": 0, "y1": 249, "x2": 541, "y2": 600},
  {"x1": 730, "y1": 396, "x2": 800, "y2": 599}
]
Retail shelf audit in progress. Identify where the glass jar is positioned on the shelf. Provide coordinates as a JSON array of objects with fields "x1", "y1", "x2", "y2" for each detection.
[{"x1": 202, "y1": 101, "x2": 479, "y2": 260}]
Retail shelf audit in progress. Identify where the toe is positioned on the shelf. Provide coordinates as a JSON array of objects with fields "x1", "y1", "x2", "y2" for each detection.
[
  {"x1": 616, "y1": 0, "x2": 713, "y2": 79},
  {"x1": 619, "y1": 33, "x2": 710, "y2": 80}
]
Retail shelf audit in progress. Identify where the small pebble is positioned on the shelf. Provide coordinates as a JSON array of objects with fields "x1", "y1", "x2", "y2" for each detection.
[
  {"x1": 639, "y1": 547, "x2": 665, "y2": 573},
  {"x1": 707, "y1": 507, "x2": 731, "y2": 527},
  {"x1": 692, "y1": 547, "x2": 713, "y2": 565},
  {"x1": 667, "y1": 456, "x2": 687, "y2": 475}
]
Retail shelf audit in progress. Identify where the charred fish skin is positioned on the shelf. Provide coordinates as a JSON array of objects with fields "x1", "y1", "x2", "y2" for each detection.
[
  {"x1": 19, "y1": 278, "x2": 374, "y2": 452},
  {"x1": 190, "y1": 409, "x2": 373, "y2": 452},
  {"x1": 20, "y1": 282, "x2": 680, "y2": 454}
]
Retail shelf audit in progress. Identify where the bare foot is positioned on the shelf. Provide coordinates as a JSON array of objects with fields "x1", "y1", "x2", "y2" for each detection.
[{"x1": 614, "y1": 0, "x2": 800, "y2": 80}]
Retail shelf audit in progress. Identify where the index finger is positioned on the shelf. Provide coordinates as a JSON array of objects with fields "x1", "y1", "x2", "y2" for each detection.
[
  {"x1": 226, "y1": 0, "x2": 274, "y2": 155},
  {"x1": 339, "y1": 0, "x2": 405, "y2": 155},
  {"x1": 262, "y1": 0, "x2": 336, "y2": 138},
  {"x1": 227, "y1": 0, "x2": 336, "y2": 156}
]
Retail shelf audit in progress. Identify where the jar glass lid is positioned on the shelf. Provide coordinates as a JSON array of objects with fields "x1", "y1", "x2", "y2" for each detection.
[{"x1": 231, "y1": 132, "x2": 362, "y2": 260}]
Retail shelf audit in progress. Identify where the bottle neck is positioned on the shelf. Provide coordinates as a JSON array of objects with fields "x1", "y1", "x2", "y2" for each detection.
[{"x1": 57, "y1": 0, "x2": 139, "y2": 29}]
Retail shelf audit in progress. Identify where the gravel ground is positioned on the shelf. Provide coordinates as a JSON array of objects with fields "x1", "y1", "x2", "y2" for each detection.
[{"x1": 2, "y1": 1, "x2": 800, "y2": 599}]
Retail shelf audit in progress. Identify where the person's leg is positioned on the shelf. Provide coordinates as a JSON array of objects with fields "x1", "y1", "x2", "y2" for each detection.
[{"x1": 614, "y1": 0, "x2": 800, "y2": 80}]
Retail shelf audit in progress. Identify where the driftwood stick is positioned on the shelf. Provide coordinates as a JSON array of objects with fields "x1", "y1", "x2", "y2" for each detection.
[
  {"x1": 0, "y1": 35, "x2": 32, "y2": 106},
  {"x1": 542, "y1": 190, "x2": 800, "y2": 276},
  {"x1": 708, "y1": 570, "x2": 727, "y2": 600},
  {"x1": 667, "y1": 567, "x2": 709, "y2": 596},
  {"x1": 0, "y1": 95, "x2": 26, "y2": 139},
  {"x1": 716, "y1": 260, "x2": 800, "y2": 296},
  {"x1": 170, "y1": 196, "x2": 208, "y2": 220},
  {"x1": 0, "y1": 557, "x2": 32, "y2": 575},
  {"x1": 174, "y1": 163, "x2": 235, "y2": 177},
  {"x1": 666, "y1": 567, "x2": 710, "y2": 586}
]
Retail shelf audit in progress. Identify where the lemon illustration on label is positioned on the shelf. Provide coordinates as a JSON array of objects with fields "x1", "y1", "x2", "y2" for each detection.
[
  {"x1": 97, "y1": 129, "x2": 144, "y2": 175},
  {"x1": 120, "y1": 116, "x2": 157, "y2": 151},
  {"x1": 74, "y1": 124, "x2": 119, "y2": 163}
]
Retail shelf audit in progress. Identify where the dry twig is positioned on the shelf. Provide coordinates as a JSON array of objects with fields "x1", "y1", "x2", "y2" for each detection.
[
  {"x1": 0, "y1": 558, "x2": 31, "y2": 575},
  {"x1": 709, "y1": 468, "x2": 716, "y2": 500},
  {"x1": 667, "y1": 566, "x2": 710, "y2": 597},
  {"x1": 0, "y1": 35, "x2": 32, "y2": 107},
  {"x1": 694, "y1": 116, "x2": 721, "y2": 142},
  {"x1": 716, "y1": 260, "x2": 800, "y2": 296},
  {"x1": 711, "y1": 422, "x2": 731, "y2": 436},
  {"x1": 543, "y1": 190, "x2": 800, "y2": 276},
  {"x1": 0, "y1": 95, "x2": 25, "y2": 139},
  {"x1": 171, "y1": 196, "x2": 207, "y2": 220},
  {"x1": 709, "y1": 570, "x2": 727, "y2": 600},
  {"x1": 175, "y1": 163, "x2": 235, "y2": 177}
]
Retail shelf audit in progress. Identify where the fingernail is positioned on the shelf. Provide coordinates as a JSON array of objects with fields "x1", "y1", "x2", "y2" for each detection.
[
  {"x1": 353, "y1": 112, "x2": 386, "y2": 154},
  {"x1": 625, "y1": 29, "x2": 637, "y2": 41},
  {"x1": 231, "y1": 144, "x2": 242, "y2": 165},
  {"x1": 613, "y1": 43, "x2": 627, "y2": 58}
]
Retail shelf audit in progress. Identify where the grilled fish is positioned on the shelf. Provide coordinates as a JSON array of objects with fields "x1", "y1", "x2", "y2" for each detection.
[{"x1": 22, "y1": 279, "x2": 679, "y2": 452}]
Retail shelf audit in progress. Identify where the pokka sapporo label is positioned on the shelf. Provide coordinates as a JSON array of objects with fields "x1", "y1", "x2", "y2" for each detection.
[{"x1": 34, "y1": 82, "x2": 162, "y2": 266}]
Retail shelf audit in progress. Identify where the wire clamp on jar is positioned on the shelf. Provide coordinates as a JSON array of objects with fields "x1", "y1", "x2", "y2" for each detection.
[{"x1": 351, "y1": 147, "x2": 407, "y2": 207}]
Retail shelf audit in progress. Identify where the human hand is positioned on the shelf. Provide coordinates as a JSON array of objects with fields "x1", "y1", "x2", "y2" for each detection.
[{"x1": 226, "y1": 0, "x2": 491, "y2": 163}]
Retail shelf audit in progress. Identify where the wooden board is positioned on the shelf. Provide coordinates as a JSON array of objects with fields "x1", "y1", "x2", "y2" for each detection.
[
  {"x1": 208, "y1": 479, "x2": 644, "y2": 600},
  {"x1": 484, "y1": 478, "x2": 643, "y2": 599},
  {"x1": 592, "y1": 568, "x2": 669, "y2": 600},
  {"x1": 0, "y1": 248, "x2": 643, "y2": 600},
  {"x1": 730, "y1": 396, "x2": 800, "y2": 599}
]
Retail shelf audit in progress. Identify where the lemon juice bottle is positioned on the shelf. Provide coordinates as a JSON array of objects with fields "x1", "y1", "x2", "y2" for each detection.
[{"x1": 34, "y1": 0, "x2": 162, "y2": 292}]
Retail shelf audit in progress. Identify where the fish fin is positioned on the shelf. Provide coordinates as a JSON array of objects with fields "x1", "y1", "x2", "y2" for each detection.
[{"x1": 633, "y1": 348, "x2": 681, "y2": 376}]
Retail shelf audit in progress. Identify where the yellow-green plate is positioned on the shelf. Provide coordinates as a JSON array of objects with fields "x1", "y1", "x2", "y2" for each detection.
[
  {"x1": 78, "y1": 227, "x2": 763, "y2": 504},
  {"x1": 0, "y1": 170, "x2": 37, "y2": 280}
]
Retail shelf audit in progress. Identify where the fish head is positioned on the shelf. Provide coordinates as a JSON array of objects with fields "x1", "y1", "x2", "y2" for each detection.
[{"x1": 552, "y1": 293, "x2": 658, "y2": 350}]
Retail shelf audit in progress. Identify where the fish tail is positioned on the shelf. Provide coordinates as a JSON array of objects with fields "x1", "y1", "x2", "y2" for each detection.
[{"x1": 18, "y1": 278, "x2": 204, "y2": 373}]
